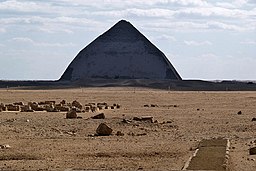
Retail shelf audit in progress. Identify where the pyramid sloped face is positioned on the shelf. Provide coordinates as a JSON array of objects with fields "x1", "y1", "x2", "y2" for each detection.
[{"x1": 60, "y1": 20, "x2": 181, "y2": 81}]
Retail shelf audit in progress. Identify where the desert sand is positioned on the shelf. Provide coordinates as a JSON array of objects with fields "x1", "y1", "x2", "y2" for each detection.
[{"x1": 0, "y1": 87, "x2": 256, "y2": 170}]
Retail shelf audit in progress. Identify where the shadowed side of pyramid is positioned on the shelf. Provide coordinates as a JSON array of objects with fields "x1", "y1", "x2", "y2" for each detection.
[{"x1": 60, "y1": 20, "x2": 182, "y2": 81}]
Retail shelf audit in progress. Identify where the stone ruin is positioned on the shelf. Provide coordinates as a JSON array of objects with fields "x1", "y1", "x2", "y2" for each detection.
[{"x1": 0, "y1": 100, "x2": 121, "y2": 113}]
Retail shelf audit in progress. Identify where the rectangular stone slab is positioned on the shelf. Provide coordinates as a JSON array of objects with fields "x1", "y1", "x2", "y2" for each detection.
[{"x1": 185, "y1": 139, "x2": 229, "y2": 171}]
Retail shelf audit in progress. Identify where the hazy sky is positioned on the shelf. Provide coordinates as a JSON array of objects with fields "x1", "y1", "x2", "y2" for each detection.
[{"x1": 0, "y1": 0, "x2": 255, "y2": 80}]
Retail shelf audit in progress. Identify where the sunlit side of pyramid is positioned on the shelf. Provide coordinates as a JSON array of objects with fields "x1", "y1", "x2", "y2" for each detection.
[{"x1": 60, "y1": 20, "x2": 182, "y2": 81}]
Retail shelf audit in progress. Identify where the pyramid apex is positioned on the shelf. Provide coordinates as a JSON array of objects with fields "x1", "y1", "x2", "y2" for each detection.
[{"x1": 113, "y1": 19, "x2": 133, "y2": 28}]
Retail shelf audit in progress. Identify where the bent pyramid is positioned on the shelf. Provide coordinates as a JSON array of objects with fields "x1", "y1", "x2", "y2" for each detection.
[{"x1": 60, "y1": 20, "x2": 181, "y2": 81}]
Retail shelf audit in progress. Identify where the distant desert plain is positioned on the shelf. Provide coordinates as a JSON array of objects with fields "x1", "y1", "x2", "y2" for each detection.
[{"x1": 1, "y1": 87, "x2": 256, "y2": 170}]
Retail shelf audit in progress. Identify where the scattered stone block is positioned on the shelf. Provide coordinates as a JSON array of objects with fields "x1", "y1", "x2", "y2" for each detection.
[
  {"x1": 133, "y1": 116, "x2": 153, "y2": 123},
  {"x1": 6, "y1": 105, "x2": 20, "y2": 111},
  {"x1": 96, "y1": 123, "x2": 112, "y2": 136},
  {"x1": 249, "y1": 147, "x2": 256, "y2": 155},
  {"x1": 122, "y1": 119, "x2": 131, "y2": 124},
  {"x1": 66, "y1": 109, "x2": 77, "y2": 119},
  {"x1": 91, "y1": 113, "x2": 105, "y2": 119},
  {"x1": 0, "y1": 144, "x2": 11, "y2": 149},
  {"x1": 60, "y1": 100, "x2": 66, "y2": 105},
  {"x1": 13, "y1": 102, "x2": 24, "y2": 106},
  {"x1": 55, "y1": 106, "x2": 70, "y2": 112},
  {"x1": 72, "y1": 100, "x2": 82, "y2": 109},
  {"x1": 133, "y1": 117, "x2": 142, "y2": 121},
  {"x1": 150, "y1": 104, "x2": 158, "y2": 107},
  {"x1": 116, "y1": 104, "x2": 121, "y2": 109},
  {"x1": 237, "y1": 111, "x2": 242, "y2": 115},
  {"x1": 21, "y1": 105, "x2": 34, "y2": 112}
]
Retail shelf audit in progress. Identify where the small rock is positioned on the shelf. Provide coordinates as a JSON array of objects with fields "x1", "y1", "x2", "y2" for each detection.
[
  {"x1": 249, "y1": 147, "x2": 256, "y2": 155},
  {"x1": 116, "y1": 104, "x2": 121, "y2": 109},
  {"x1": 91, "y1": 113, "x2": 105, "y2": 119},
  {"x1": 252, "y1": 118, "x2": 256, "y2": 121},
  {"x1": 133, "y1": 116, "x2": 153, "y2": 123},
  {"x1": 121, "y1": 119, "x2": 131, "y2": 124},
  {"x1": 96, "y1": 123, "x2": 112, "y2": 136},
  {"x1": 237, "y1": 111, "x2": 242, "y2": 115},
  {"x1": 116, "y1": 131, "x2": 124, "y2": 136},
  {"x1": 144, "y1": 104, "x2": 149, "y2": 107},
  {"x1": 150, "y1": 104, "x2": 158, "y2": 107},
  {"x1": 66, "y1": 108, "x2": 77, "y2": 119},
  {"x1": 133, "y1": 117, "x2": 142, "y2": 121},
  {"x1": 0, "y1": 144, "x2": 11, "y2": 149},
  {"x1": 26, "y1": 119, "x2": 30, "y2": 122},
  {"x1": 141, "y1": 116, "x2": 153, "y2": 123},
  {"x1": 136, "y1": 133, "x2": 147, "y2": 136}
]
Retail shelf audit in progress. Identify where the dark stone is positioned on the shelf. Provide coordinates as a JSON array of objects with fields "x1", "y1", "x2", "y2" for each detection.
[
  {"x1": 150, "y1": 104, "x2": 158, "y2": 107},
  {"x1": 249, "y1": 147, "x2": 256, "y2": 155},
  {"x1": 133, "y1": 117, "x2": 142, "y2": 121},
  {"x1": 133, "y1": 116, "x2": 153, "y2": 123},
  {"x1": 96, "y1": 123, "x2": 113, "y2": 136},
  {"x1": 237, "y1": 111, "x2": 242, "y2": 115},
  {"x1": 121, "y1": 119, "x2": 131, "y2": 124},
  {"x1": 252, "y1": 118, "x2": 256, "y2": 121},
  {"x1": 91, "y1": 113, "x2": 105, "y2": 119},
  {"x1": 66, "y1": 109, "x2": 77, "y2": 119}
]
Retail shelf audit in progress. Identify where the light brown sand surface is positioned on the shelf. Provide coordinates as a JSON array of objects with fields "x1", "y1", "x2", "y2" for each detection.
[{"x1": 0, "y1": 87, "x2": 256, "y2": 170}]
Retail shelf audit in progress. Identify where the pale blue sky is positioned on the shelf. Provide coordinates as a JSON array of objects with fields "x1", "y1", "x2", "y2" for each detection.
[{"x1": 0, "y1": 0, "x2": 255, "y2": 80}]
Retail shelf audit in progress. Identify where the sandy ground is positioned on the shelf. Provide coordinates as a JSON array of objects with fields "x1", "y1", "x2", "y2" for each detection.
[{"x1": 0, "y1": 87, "x2": 256, "y2": 170}]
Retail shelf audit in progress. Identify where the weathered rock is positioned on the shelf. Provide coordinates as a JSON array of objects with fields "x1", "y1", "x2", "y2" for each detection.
[
  {"x1": 133, "y1": 116, "x2": 153, "y2": 123},
  {"x1": 150, "y1": 104, "x2": 158, "y2": 107},
  {"x1": 122, "y1": 119, "x2": 131, "y2": 124},
  {"x1": 249, "y1": 147, "x2": 256, "y2": 155},
  {"x1": 13, "y1": 102, "x2": 24, "y2": 106},
  {"x1": 6, "y1": 104, "x2": 20, "y2": 111},
  {"x1": 45, "y1": 105, "x2": 59, "y2": 112},
  {"x1": 60, "y1": 100, "x2": 66, "y2": 105},
  {"x1": 141, "y1": 116, "x2": 153, "y2": 123},
  {"x1": 21, "y1": 105, "x2": 34, "y2": 112},
  {"x1": 116, "y1": 104, "x2": 121, "y2": 109},
  {"x1": 96, "y1": 123, "x2": 112, "y2": 136},
  {"x1": 72, "y1": 100, "x2": 82, "y2": 109},
  {"x1": 91, "y1": 106, "x2": 99, "y2": 112},
  {"x1": 85, "y1": 106, "x2": 90, "y2": 112},
  {"x1": 55, "y1": 106, "x2": 70, "y2": 112},
  {"x1": 133, "y1": 117, "x2": 142, "y2": 121},
  {"x1": 91, "y1": 113, "x2": 105, "y2": 119},
  {"x1": 66, "y1": 109, "x2": 77, "y2": 119},
  {"x1": 0, "y1": 144, "x2": 11, "y2": 149}
]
